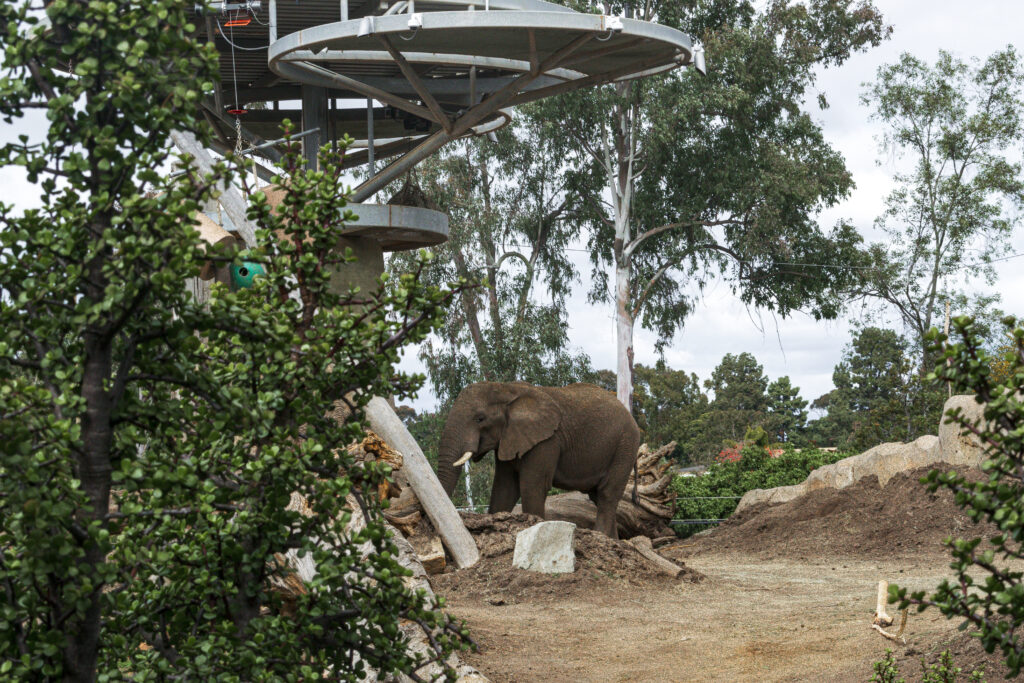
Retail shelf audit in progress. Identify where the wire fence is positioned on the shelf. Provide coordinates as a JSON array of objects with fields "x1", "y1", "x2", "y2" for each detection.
[
  {"x1": 454, "y1": 496, "x2": 744, "y2": 529},
  {"x1": 670, "y1": 495, "x2": 743, "y2": 528}
]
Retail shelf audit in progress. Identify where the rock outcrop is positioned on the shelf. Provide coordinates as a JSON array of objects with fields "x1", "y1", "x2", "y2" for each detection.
[
  {"x1": 937, "y1": 394, "x2": 990, "y2": 467},
  {"x1": 736, "y1": 394, "x2": 993, "y2": 513}
]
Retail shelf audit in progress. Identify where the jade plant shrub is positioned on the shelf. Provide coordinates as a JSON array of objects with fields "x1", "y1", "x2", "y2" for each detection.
[
  {"x1": 890, "y1": 316, "x2": 1024, "y2": 677},
  {"x1": 869, "y1": 649, "x2": 986, "y2": 682},
  {"x1": 0, "y1": 0, "x2": 472, "y2": 679},
  {"x1": 671, "y1": 445, "x2": 847, "y2": 536}
]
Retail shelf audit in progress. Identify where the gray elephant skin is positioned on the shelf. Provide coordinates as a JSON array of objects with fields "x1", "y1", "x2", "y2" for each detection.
[{"x1": 436, "y1": 382, "x2": 641, "y2": 539}]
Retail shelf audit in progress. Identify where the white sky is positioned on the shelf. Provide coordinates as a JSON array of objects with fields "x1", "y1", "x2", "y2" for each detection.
[
  {"x1": 462, "y1": 0, "x2": 1024, "y2": 413},
  {"x1": 2, "y1": 1, "x2": 1023, "y2": 413}
]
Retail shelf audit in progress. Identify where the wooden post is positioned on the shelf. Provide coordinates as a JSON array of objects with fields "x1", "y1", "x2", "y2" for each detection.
[
  {"x1": 873, "y1": 580, "x2": 893, "y2": 626},
  {"x1": 365, "y1": 397, "x2": 480, "y2": 568}
]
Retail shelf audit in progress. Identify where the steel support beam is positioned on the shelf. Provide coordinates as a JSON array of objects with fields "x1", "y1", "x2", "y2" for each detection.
[
  {"x1": 351, "y1": 128, "x2": 452, "y2": 202},
  {"x1": 301, "y1": 86, "x2": 328, "y2": 170},
  {"x1": 275, "y1": 60, "x2": 439, "y2": 125},
  {"x1": 376, "y1": 35, "x2": 454, "y2": 134}
]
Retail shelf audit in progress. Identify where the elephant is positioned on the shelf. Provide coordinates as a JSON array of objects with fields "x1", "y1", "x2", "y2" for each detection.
[{"x1": 436, "y1": 382, "x2": 641, "y2": 539}]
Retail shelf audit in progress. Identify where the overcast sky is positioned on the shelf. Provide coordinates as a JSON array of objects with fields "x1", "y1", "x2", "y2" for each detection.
[
  {"x1": 2, "y1": 1, "x2": 1023, "y2": 413},
  {"x1": 446, "y1": 0, "x2": 1024, "y2": 414}
]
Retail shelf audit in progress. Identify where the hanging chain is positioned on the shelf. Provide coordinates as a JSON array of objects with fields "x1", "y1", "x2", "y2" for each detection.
[{"x1": 234, "y1": 116, "x2": 244, "y2": 156}]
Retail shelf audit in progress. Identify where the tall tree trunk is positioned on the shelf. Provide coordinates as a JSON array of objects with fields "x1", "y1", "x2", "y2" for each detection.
[
  {"x1": 615, "y1": 254, "x2": 634, "y2": 411},
  {"x1": 70, "y1": 344, "x2": 113, "y2": 680},
  {"x1": 451, "y1": 248, "x2": 494, "y2": 381}
]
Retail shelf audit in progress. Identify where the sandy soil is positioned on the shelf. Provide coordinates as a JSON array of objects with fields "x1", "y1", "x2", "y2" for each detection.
[
  {"x1": 438, "y1": 551, "x2": 979, "y2": 683},
  {"x1": 428, "y1": 466, "x2": 1013, "y2": 682}
]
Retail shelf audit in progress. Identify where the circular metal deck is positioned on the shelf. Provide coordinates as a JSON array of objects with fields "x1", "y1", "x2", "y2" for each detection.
[
  {"x1": 195, "y1": 0, "x2": 695, "y2": 247},
  {"x1": 343, "y1": 203, "x2": 449, "y2": 251}
]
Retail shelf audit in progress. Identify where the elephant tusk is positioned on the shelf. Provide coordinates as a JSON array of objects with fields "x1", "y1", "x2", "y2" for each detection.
[{"x1": 452, "y1": 451, "x2": 473, "y2": 468}]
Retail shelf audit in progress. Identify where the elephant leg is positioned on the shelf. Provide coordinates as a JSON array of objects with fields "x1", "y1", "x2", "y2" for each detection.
[
  {"x1": 592, "y1": 432, "x2": 642, "y2": 539},
  {"x1": 518, "y1": 441, "x2": 559, "y2": 519},
  {"x1": 592, "y1": 489, "x2": 620, "y2": 539},
  {"x1": 488, "y1": 459, "x2": 520, "y2": 513}
]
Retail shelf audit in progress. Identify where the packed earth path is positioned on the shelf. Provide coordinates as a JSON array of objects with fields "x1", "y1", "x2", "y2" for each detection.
[
  {"x1": 438, "y1": 551, "x2": 969, "y2": 682},
  {"x1": 428, "y1": 467, "x2": 1016, "y2": 682}
]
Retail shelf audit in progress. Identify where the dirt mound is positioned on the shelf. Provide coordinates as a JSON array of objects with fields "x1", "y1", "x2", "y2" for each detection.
[
  {"x1": 664, "y1": 465, "x2": 997, "y2": 562},
  {"x1": 430, "y1": 512, "x2": 703, "y2": 604}
]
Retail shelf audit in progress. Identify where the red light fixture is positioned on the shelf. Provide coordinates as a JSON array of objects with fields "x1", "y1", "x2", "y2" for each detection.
[{"x1": 224, "y1": 18, "x2": 251, "y2": 27}]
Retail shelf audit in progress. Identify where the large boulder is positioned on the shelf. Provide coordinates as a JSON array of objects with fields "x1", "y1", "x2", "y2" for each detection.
[
  {"x1": 736, "y1": 435, "x2": 942, "y2": 514},
  {"x1": 735, "y1": 484, "x2": 806, "y2": 512},
  {"x1": 512, "y1": 521, "x2": 576, "y2": 574},
  {"x1": 937, "y1": 394, "x2": 990, "y2": 467},
  {"x1": 805, "y1": 435, "x2": 941, "y2": 491},
  {"x1": 734, "y1": 394, "x2": 1020, "y2": 515}
]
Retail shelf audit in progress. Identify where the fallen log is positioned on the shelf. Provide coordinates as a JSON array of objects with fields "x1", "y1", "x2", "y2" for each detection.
[
  {"x1": 527, "y1": 491, "x2": 674, "y2": 539},
  {"x1": 622, "y1": 442, "x2": 677, "y2": 514},
  {"x1": 628, "y1": 536, "x2": 687, "y2": 579}
]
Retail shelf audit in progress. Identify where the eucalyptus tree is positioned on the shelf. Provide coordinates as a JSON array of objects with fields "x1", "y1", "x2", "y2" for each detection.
[
  {"x1": 391, "y1": 119, "x2": 592, "y2": 407},
  {"x1": 857, "y1": 48, "x2": 1024, "y2": 372},
  {"x1": 0, "y1": 0, "x2": 469, "y2": 678},
  {"x1": 538, "y1": 0, "x2": 889, "y2": 409}
]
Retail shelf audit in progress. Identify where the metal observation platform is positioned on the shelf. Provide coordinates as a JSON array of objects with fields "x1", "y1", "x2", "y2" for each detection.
[{"x1": 195, "y1": 0, "x2": 696, "y2": 252}]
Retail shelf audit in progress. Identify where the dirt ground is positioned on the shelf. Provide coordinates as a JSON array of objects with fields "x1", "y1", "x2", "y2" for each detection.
[{"x1": 429, "y1": 468, "x2": 1014, "y2": 682}]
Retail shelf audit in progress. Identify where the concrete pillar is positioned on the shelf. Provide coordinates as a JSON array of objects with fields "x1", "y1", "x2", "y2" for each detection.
[
  {"x1": 327, "y1": 236, "x2": 385, "y2": 298},
  {"x1": 262, "y1": 186, "x2": 386, "y2": 293}
]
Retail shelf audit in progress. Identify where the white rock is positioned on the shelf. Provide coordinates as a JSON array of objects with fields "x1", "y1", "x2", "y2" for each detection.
[
  {"x1": 735, "y1": 483, "x2": 806, "y2": 514},
  {"x1": 512, "y1": 521, "x2": 576, "y2": 574},
  {"x1": 938, "y1": 394, "x2": 990, "y2": 467}
]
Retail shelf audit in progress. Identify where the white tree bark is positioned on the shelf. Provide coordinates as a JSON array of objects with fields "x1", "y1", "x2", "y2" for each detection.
[
  {"x1": 463, "y1": 462, "x2": 474, "y2": 509},
  {"x1": 603, "y1": 89, "x2": 637, "y2": 411},
  {"x1": 364, "y1": 397, "x2": 480, "y2": 568},
  {"x1": 615, "y1": 258, "x2": 634, "y2": 410}
]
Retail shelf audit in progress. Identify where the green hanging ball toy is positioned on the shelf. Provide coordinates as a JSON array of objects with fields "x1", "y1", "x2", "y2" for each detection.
[{"x1": 230, "y1": 261, "x2": 266, "y2": 290}]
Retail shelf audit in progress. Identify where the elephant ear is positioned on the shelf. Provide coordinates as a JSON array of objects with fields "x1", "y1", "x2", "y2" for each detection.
[{"x1": 497, "y1": 390, "x2": 560, "y2": 462}]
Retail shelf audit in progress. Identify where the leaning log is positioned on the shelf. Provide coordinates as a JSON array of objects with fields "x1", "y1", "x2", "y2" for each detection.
[{"x1": 365, "y1": 396, "x2": 480, "y2": 568}]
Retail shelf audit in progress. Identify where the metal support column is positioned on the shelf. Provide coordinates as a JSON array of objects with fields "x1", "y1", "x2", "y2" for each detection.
[
  {"x1": 366, "y1": 98, "x2": 376, "y2": 175},
  {"x1": 301, "y1": 86, "x2": 328, "y2": 170}
]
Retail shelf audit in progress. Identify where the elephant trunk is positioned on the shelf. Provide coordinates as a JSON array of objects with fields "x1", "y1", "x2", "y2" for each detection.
[{"x1": 436, "y1": 419, "x2": 475, "y2": 499}]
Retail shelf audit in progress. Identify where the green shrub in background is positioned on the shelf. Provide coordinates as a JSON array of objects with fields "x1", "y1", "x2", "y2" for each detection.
[{"x1": 671, "y1": 446, "x2": 849, "y2": 536}]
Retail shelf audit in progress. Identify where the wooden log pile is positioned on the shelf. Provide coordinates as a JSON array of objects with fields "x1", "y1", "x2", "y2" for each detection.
[
  {"x1": 346, "y1": 431, "x2": 450, "y2": 576},
  {"x1": 541, "y1": 441, "x2": 678, "y2": 539},
  {"x1": 625, "y1": 441, "x2": 677, "y2": 518}
]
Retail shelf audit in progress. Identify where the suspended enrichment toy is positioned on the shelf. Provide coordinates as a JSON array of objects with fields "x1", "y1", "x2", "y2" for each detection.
[{"x1": 230, "y1": 261, "x2": 266, "y2": 290}]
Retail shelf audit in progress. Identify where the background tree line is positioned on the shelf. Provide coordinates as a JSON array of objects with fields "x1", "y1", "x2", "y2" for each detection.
[{"x1": 390, "y1": 21, "x2": 1024, "y2": 508}]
